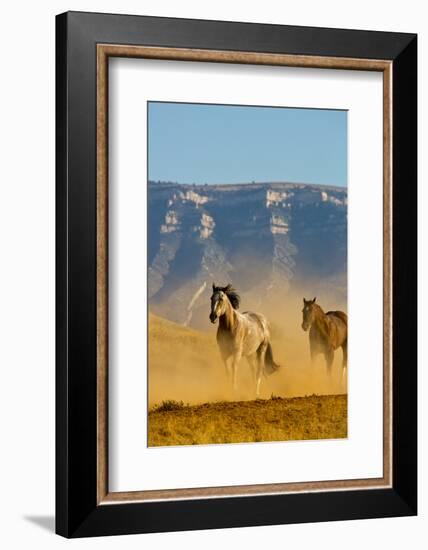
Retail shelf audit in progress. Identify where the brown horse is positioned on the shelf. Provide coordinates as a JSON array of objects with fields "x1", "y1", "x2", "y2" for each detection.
[
  {"x1": 209, "y1": 284, "x2": 280, "y2": 397},
  {"x1": 301, "y1": 297, "x2": 347, "y2": 376}
]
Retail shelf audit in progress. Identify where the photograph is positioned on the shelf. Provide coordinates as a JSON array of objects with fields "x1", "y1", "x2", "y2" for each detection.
[{"x1": 147, "y1": 101, "x2": 349, "y2": 446}]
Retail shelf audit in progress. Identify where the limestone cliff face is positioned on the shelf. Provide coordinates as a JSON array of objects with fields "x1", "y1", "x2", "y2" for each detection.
[{"x1": 148, "y1": 181, "x2": 347, "y2": 327}]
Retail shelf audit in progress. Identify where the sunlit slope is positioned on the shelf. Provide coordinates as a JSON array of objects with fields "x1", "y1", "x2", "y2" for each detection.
[{"x1": 148, "y1": 394, "x2": 347, "y2": 446}]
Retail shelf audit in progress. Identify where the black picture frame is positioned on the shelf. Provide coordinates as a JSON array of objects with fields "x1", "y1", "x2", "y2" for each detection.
[{"x1": 56, "y1": 11, "x2": 417, "y2": 538}]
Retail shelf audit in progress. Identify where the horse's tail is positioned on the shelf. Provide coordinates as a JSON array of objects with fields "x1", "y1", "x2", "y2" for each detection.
[{"x1": 264, "y1": 342, "x2": 280, "y2": 376}]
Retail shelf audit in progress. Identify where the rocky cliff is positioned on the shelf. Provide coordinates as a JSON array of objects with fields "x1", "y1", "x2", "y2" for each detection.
[{"x1": 148, "y1": 181, "x2": 347, "y2": 327}]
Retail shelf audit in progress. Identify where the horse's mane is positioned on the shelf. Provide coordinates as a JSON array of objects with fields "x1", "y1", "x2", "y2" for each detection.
[{"x1": 213, "y1": 284, "x2": 241, "y2": 310}]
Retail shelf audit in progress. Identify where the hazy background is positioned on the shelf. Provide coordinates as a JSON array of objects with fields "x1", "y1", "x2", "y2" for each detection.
[{"x1": 148, "y1": 287, "x2": 347, "y2": 407}]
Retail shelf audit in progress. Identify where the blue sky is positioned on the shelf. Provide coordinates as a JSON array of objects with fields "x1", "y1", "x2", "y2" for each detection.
[{"x1": 148, "y1": 102, "x2": 347, "y2": 187}]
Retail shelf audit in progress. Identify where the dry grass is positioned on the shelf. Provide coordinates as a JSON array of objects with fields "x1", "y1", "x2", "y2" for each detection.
[{"x1": 148, "y1": 394, "x2": 347, "y2": 446}]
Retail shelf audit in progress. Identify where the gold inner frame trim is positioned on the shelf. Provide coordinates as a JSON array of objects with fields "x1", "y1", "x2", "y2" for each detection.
[{"x1": 96, "y1": 44, "x2": 393, "y2": 505}]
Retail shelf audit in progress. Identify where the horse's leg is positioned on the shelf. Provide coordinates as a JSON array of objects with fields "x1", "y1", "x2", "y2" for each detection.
[
  {"x1": 246, "y1": 355, "x2": 257, "y2": 386},
  {"x1": 309, "y1": 335, "x2": 318, "y2": 366},
  {"x1": 220, "y1": 349, "x2": 232, "y2": 381},
  {"x1": 310, "y1": 341, "x2": 320, "y2": 367},
  {"x1": 324, "y1": 348, "x2": 334, "y2": 375},
  {"x1": 224, "y1": 357, "x2": 232, "y2": 380},
  {"x1": 231, "y1": 350, "x2": 242, "y2": 392},
  {"x1": 255, "y1": 344, "x2": 267, "y2": 398},
  {"x1": 341, "y1": 340, "x2": 348, "y2": 381}
]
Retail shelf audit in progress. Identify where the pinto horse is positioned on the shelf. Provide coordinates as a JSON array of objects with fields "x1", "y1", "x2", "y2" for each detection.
[{"x1": 209, "y1": 284, "x2": 280, "y2": 397}]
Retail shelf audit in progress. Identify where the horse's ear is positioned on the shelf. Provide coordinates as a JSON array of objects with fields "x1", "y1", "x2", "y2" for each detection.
[
  {"x1": 225, "y1": 283, "x2": 232, "y2": 291},
  {"x1": 313, "y1": 297, "x2": 317, "y2": 303},
  {"x1": 303, "y1": 297, "x2": 307, "y2": 304},
  {"x1": 212, "y1": 282, "x2": 216, "y2": 291}
]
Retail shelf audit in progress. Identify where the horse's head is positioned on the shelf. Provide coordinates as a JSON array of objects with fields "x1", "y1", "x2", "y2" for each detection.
[
  {"x1": 209, "y1": 283, "x2": 239, "y2": 323},
  {"x1": 209, "y1": 284, "x2": 228, "y2": 323},
  {"x1": 301, "y1": 297, "x2": 317, "y2": 331}
]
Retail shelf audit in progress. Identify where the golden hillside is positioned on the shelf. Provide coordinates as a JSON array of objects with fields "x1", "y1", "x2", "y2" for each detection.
[{"x1": 148, "y1": 394, "x2": 347, "y2": 446}]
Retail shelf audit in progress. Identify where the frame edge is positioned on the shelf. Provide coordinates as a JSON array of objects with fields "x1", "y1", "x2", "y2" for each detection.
[
  {"x1": 55, "y1": 11, "x2": 418, "y2": 537},
  {"x1": 391, "y1": 34, "x2": 418, "y2": 515},
  {"x1": 55, "y1": 11, "x2": 69, "y2": 538}
]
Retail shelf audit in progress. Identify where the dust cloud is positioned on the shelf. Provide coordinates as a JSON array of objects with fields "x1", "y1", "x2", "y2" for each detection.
[{"x1": 148, "y1": 285, "x2": 347, "y2": 407}]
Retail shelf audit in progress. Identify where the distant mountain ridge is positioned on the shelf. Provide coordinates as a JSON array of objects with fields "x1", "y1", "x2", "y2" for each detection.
[{"x1": 148, "y1": 181, "x2": 347, "y2": 328}]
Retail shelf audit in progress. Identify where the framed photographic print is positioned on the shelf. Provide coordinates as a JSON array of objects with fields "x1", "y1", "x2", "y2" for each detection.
[{"x1": 56, "y1": 11, "x2": 417, "y2": 538}]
